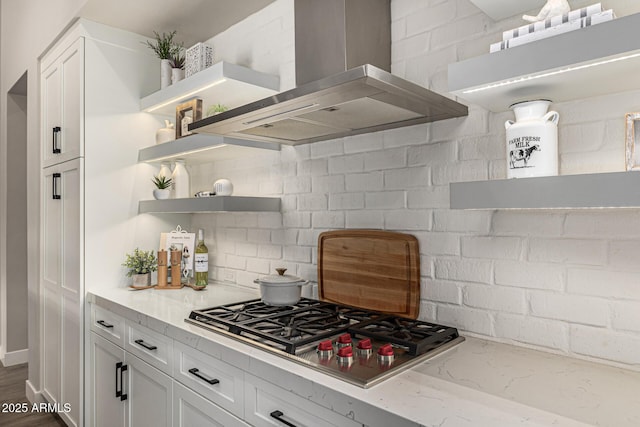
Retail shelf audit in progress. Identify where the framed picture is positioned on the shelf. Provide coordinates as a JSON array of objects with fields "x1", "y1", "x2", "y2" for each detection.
[
  {"x1": 625, "y1": 113, "x2": 640, "y2": 171},
  {"x1": 159, "y1": 225, "x2": 196, "y2": 279},
  {"x1": 176, "y1": 98, "x2": 203, "y2": 138}
]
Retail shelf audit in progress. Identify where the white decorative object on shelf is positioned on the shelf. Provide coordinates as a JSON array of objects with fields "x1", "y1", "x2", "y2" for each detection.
[
  {"x1": 523, "y1": 0, "x2": 570, "y2": 23},
  {"x1": 172, "y1": 160, "x2": 191, "y2": 199},
  {"x1": 171, "y1": 68, "x2": 185, "y2": 84},
  {"x1": 155, "y1": 120, "x2": 175, "y2": 144},
  {"x1": 505, "y1": 100, "x2": 559, "y2": 179},
  {"x1": 185, "y1": 43, "x2": 213, "y2": 78},
  {"x1": 160, "y1": 59, "x2": 172, "y2": 89},
  {"x1": 504, "y1": 3, "x2": 602, "y2": 41},
  {"x1": 213, "y1": 179, "x2": 233, "y2": 196}
]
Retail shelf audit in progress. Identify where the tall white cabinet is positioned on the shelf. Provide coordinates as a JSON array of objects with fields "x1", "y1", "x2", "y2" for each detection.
[{"x1": 39, "y1": 19, "x2": 173, "y2": 426}]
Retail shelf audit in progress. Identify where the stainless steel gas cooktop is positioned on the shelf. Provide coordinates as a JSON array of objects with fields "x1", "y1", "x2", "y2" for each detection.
[{"x1": 186, "y1": 298, "x2": 464, "y2": 388}]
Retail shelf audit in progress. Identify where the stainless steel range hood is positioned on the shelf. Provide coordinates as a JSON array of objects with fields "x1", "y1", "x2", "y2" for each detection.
[{"x1": 190, "y1": 0, "x2": 468, "y2": 145}]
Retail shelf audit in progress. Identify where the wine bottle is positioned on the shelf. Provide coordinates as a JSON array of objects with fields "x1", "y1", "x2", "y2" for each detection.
[{"x1": 194, "y1": 229, "x2": 208, "y2": 287}]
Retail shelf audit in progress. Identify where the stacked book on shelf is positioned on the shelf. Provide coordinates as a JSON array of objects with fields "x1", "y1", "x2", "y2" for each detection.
[{"x1": 490, "y1": 3, "x2": 615, "y2": 52}]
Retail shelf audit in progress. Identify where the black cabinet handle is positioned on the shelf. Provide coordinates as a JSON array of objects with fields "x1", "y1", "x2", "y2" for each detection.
[
  {"x1": 270, "y1": 410, "x2": 298, "y2": 427},
  {"x1": 188, "y1": 368, "x2": 220, "y2": 385},
  {"x1": 97, "y1": 320, "x2": 113, "y2": 329},
  {"x1": 52, "y1": 126, "x2": 61, "y2": 154},
  {"x1": 134, "y1": 339, "x2": 157, "y2": 351},
  {"x1": 52, "y1": 173, "x2": 61, "y2": 200},
  {"x1": 115, "y1": 362, "x2": 127, "y2": 401}
]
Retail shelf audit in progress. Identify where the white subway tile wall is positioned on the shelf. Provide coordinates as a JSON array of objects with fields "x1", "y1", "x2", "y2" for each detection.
[{"x1": 188, "y1": 0, "x2": 640, "y2": 370}]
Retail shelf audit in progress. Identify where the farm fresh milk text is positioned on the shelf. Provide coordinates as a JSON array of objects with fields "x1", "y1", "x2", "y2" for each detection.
[{"x1": 505, "y1": 100, "x2": 559, "y2": 179}]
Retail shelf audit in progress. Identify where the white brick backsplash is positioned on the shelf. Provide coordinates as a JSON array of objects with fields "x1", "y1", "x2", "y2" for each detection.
[
  {"x1": 384, "y1": 209, "x2": 431, "y2": 230},
  {"x1": 494, "y1": 314, "x2": 569, "y2": 351},
  {"x1": 329, "y1": 193, "x2": 365, "y2": 210},
  {"x1": 612, "y1": 301, "x2": 640, "y2": 333},
  {"x1": 564, "y1": 211, "x2": 640, "y2": 238},
  {"x1": 312, "y1": 211, "x2": 345, "y2": 228},
  {"x1": 609, "y1": 241, "x2": 640, "y2": 271},
  {"x1": 492, "y1": 211, "x2": 564, "y2": 236},
  {"x1": 423, "y1": 279, "x2": 461, "y2": 304},
  {"x1": 530, "y1": 292, "x2": 609, "y2": 327},
  {"x1": 384, "y1": 167, "x2": 430, "y2": 190},
  {"x1": 494, "y1": 261, "x2": 564, "y2": 291},
  {"x1": 364, "y1": 147, "x2": 407, "y2": 171},
  {"x1": 433, "y1": 210, "x2": 492, "y2": 233},
  {"x1": 312, "y1": 175, "x2": 345, "y2": 193},
  {"x1": 180, "y1": 0, "x2": 640, "y2": 372},
  {"x1": 345, "y1": 172, "x2": 384, "y2": 192},
  {"x1": 437, "y1": 305, "x2": 493, "y2": 335},
  {"x1": 419, "y1": 232, "x2": 460, "y2": 256},
  {"x1": 461, "y1": 236, "x2": 522, "y2": 260},
  {"x1": 528, "y1": 238, "x2": 607, "y2": 266},
  {"x1": 570, "y1": 325, "x2": 640, "y2": 365},
  {"x1": 567, "y1": 269, "x2": 640, "y2": 300},
  {"x1": 283, "y1": 245, "x2": 312, "y2": 263},
  {"x1": 407, "y1": 142, "x2": 454, "y2": 167},
  {"x1": 345, "y1": 211, "x2": 384, "y2": 229},
  {"x1": 434, "y1": 258, "x2": 492, "y2": 283},
  {"x1": 464, "y1": 284, "x2": 526, "y2": 314},
  {"x1": 365, "y1": 191, "x2": 405, "y2": 210}
]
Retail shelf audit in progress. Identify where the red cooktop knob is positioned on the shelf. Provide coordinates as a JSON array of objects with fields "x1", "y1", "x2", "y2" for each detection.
[
  {"x1": 337, "y1": 333, "x2": 352, "y2": 344},
  {"x1": 357, "y1": 338, "x2": 372, "y2": 350},
  {"x1": 337, "y1": 346, "x2": 353, "y2": 358},
  {"x1": 378, "y1": 343, "x2": 394, "y2": 357},
  {"x1": 318, "y1": 340, "x2": 333, "y2": 352}
]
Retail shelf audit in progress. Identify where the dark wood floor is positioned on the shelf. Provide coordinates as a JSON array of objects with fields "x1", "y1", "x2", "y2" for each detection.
[{"x1": 0, "y1": 362, "x2": 66, "y2": 426}]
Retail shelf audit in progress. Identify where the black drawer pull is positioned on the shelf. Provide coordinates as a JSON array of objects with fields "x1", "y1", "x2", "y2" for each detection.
[
  {"x1": 270, "y1": 410, "x2": 298, "y2": 427},
  {"x1": 115, "y1": 362, "x2": 128, "y2": 401},
  {"x1": 52, "y1": 126, "x2": 61, "y2": 154},
  {"x1": 97, "y1": 320, "x2": 113, "y2": 329},
  {"x1": 134, "y1": 339, "x2": 157, "y2": 351},
  {"x1": 52, "y1": 173, "x2": 61, "y2": 200},
  {"x1": 188, "y1": 368, "x2": 220, "y2": 385}
]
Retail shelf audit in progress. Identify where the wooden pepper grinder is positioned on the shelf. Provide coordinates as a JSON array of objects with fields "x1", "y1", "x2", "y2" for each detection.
[
  {"x1": 157, "y1": 249, "x2": 168, "y2": 287},
  {"x1": 170, "y1": 249, "x2": 182, "y2": 287}
]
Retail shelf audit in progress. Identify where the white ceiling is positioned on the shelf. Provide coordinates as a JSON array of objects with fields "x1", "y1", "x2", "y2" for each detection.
[
  {"x1": 79, "y1": 0, "x2": 276, "y2": 47},
  {"x1": 468, "y1": 0, "x2": 546, "y2": 20}
]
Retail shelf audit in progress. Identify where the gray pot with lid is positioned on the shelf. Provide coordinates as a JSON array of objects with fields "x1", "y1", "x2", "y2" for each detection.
[{"x1": 254, "y1": 268, "x2": 308, "y2": 306}]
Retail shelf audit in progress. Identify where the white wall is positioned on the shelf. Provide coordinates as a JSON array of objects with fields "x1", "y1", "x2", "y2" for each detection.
[{"x1": 190, "y1": 0, "x2": 640, "y2": 371}]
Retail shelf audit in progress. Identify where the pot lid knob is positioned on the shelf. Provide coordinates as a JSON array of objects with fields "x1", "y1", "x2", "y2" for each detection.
[{"x1": 275, "y1": 268, "x2": 287, "y2": 276}]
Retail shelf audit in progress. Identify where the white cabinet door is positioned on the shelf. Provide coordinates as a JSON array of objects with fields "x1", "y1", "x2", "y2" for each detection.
[
  {"x1": 41, "y1": 158, "x2": 83, "y2": 427},
  {"x1": 89, "y1": 333, "x2": 126, "y2": 427},
  {"x1": 173, "y1": 381, "x2": 249, "y2": 427},
  {"x1": 125, "y1": 352, "x2": 172, "y2": 427},
  {"x1": 41, "y1": 37, "x2": 84, "y2": 167}
]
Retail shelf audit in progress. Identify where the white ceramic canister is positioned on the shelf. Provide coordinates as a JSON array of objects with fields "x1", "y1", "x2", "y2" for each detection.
[
  {"x1": 172, "y1": 160, "x2": 191, "y2": 199},
  {"x1": 505, "y1": 100, "x2": 559, "y2": 179},
  {"x1": 155, "y1": 120, "x2": 175, "y2": 144}
]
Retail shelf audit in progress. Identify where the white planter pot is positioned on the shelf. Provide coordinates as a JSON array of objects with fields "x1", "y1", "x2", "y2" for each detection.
[
  {"x1": 171, "y1": 68, "x2": 185, "y2": 84},
  {"x1": 160, "y1": 59, "x2": 172, "y2": 89},
  {"x1": 153, "y1": 188, "x2": 171, "y2": 200},
  {"x1": 132, "y1": 273, "x2": 151, "y2": 287},
  {"x1": 505, "y1": 100, "x2": 559, "y2": 179}
]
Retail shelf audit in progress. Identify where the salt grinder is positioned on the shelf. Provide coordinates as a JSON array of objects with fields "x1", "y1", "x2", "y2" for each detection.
[
  {"x1": 170, "y1": 250, "x2": 182, "y2": 286},
  {"x1": 157, "y1": 249, "x2": 168, "y2": 287}
]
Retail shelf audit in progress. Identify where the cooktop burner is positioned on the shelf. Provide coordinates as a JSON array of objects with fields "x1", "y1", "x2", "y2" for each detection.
[{"x1": 186, "y1": 298, "x2": 464, "y2": 388}]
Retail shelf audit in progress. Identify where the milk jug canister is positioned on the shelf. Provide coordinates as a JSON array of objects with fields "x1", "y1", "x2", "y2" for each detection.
[{"x1": 505, "y1": 100, "x2": 559, "y2": 179}]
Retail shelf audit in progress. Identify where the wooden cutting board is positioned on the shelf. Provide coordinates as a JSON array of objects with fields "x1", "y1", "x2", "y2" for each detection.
[{"x1": 317, "y1": 230, "x2": 420, "y2": 319}]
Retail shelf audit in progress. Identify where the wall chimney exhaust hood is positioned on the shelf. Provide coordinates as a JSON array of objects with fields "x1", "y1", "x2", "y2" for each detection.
[{"x1": 190, "y1": 0, "x2": 468, "y2": 145}]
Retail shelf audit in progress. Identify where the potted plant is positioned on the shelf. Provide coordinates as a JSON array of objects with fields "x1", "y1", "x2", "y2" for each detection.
[
  {"x1": 144, "y1": 30, "x2": 183, "y2": 89},
  {"x1": 206, "y1": 103, "x2": 229, "y2": 117},
  {"x1": 170, "y1": 51, "x2": 185, "y2": 84},
  {"x1": 152, "y1": 175, "x2": 173, "y2": 200},
  {"x1": 122, "y1": 248, "x2": 157, "y2": 287}
]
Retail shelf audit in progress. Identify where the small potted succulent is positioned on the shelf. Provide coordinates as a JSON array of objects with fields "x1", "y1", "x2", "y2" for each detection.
[
  {"x1": 170, "y1": 51, "x2": 186, "y2": 84},
  {"x1": 152, "y1": 175, "x2": 173, "y2": 200},
  {"x1": 122, "y1": 248, "x2": 157, "y2": 287},
  {"x1": 206, "y1": 103, "x2": 229, "y2": 117},
  {"x1": 144, "y1": 30, "x2": 183, "y2": 89}
]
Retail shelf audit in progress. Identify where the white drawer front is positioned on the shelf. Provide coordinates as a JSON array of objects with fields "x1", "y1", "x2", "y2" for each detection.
[
  {"x1": 245, "y1": 374, "x2": 361, "y2": 427},
  {"x1": 125, "y1": 321, "x2": 173, "y2": 375},
  {"x1": 91, "y1": 304, "x2": 125, "y2": 347},
  {"x1": 173, "y1": 341, "x2": 244, "y2": 418},
  {"x1": 173, "y1": 381, "x2": 249, "y2": 427}
]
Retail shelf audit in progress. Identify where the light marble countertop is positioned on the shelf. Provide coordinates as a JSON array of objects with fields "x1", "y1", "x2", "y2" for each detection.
[{"x1": 88, "y1": 284, "x2": 640, "y2": 427}]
